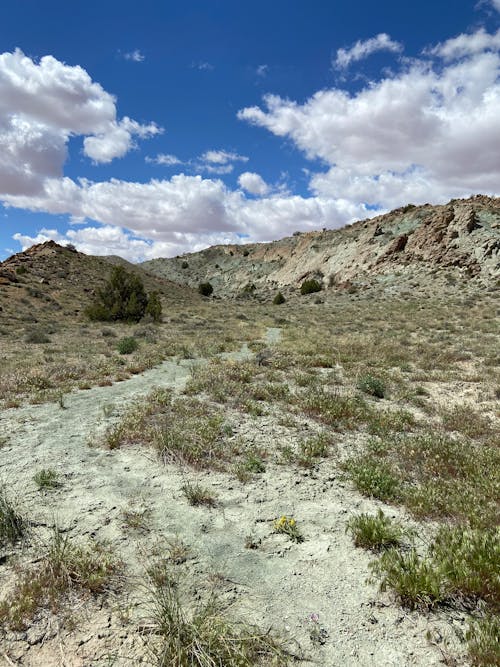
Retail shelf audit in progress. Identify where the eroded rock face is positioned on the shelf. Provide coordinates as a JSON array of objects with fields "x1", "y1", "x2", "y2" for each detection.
[{"x1": 141, "y1": 195, "x2": 500, "y2": 296}]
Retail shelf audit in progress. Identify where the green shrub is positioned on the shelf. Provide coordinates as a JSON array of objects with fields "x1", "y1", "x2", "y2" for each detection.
[
  {"x1": 273, "y1": 292, "x2": 286, "y2": 305},
  {"x1": 370, "y1": 548, "x2": 444, "y2": 610},
  {"x1": 86, "y1": 265, "x2": 149, "y2": 322},
  {"x1": 300, "y1": 279, "x2": 322, "y2": 295},
  {"x1": 357, "y1": 374, "x2": 386, "y2": 398},
  {"x1": 466, "y1": 615, "x2": 500, "y2": 666},
  {"x1": 15, "y1": 265, "x2": 28, "y2": 275},
  {"x1": 347, "y1": 510, "x2": 407, "y2": 551},
  {"x1": 198, "y1": 282, "x2": 214, "y2": 297},
  {"x1": 345, "y1": 457, "x2": 400, "y2": 501},
  {"x1": 25, "y1": 328, "x2": 50, "y2": 344},
  {"x1": 144, "y1": 290, "x2": 162, "y2": 322},
  {"x1": 34, "y1": 469, "x2": 62, "y2": 490},
  {"x1": 181, "y1": 261, "x2": 189, "y2": 269},
  {"x1": 117, "y1": 336, "x2": 139, "y2": 355}
]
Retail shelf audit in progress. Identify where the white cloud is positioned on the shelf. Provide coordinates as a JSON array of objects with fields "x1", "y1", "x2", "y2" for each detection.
[
  {"x1": 256, "y1": 64, "x2": 268, "y2": 77},
  {"x1": 193, "y1": 61, "x2": 214, "y2": 71},
  {"x1": 0, "y1": 48, "x2": 160, "y2": 192},
  {"x1": 84, "y1": 117, "x2": 161, "y2": 163},
  {"x1": 239, "y1": 34, "x2": 500, "y2": 207},
  {"x1": 4, "y1": 173, "x2": 368, "y2": 260},
  {"x1": 199, "y1": 150, "x2": 248, "y2": 165},
  {"x1": 491, "y1": 0, "x2": 500, "y2": 11},
  {"x1": 238, "y1": 171, "x2": 269, "y2": 196},
  {"x1": 146, "y1": 153, "x2": 182, "y2": 166},
  {"x1": 4, "y1": 31, "x2": 500, "y2": 262},
  {"x1": 429, "y1": 28, "x2": 500, "y2": 60},
  {"x1": 334, "y1": 33, "x2": 403, "y2": 69},
  {"x1": 123, "y1": 49, "x2": 145, "y2": 62}
]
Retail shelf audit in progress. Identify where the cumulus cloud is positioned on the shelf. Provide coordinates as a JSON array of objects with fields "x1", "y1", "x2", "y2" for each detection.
[
  {"x1": 4, "y1": 29, "x2": 500, "y2": 262},
  {"x1": 146, "y1": 153, "x2": 182, "y2": 166},
  {"x1": 491, "y1": 0, "x2": 500, "y2": 11},
  {"x1": 238, "y1": 171, "x2": 269, "y2": 196},
  {"x1": 0, "y1": 48, "x2": 160, "y2": 194},
  {"x1": 123, "y1": 49, "x2": 145, "y2": 62},
  {"x1": 240, "y1": 33, "x2": 500, "y2": 207},
  {"x1": 334, "y1": 33, "x2": 402, "y2": 69},
  {"x1": 429, "y1": 28, "x2": 500, "y2": 60},
  {"x1": 4, "y1": 173, "x2": 368, "y2": 260}
]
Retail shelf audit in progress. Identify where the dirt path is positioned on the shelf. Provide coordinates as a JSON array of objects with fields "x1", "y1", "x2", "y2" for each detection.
[{"x1": 0, "y1": 333, "x2": 460, "y2": 666}]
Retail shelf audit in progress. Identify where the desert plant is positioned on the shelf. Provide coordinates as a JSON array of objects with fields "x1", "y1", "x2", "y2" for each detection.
[
  {"x1": 345, "y1": 457, "x2": 400, "y2": 501},
  {"x1": 181, "y1": 482, "x2": 217, "y2": 507},
  {"x1": 273, "y1": 291, "x2": 286, "y2": 305},
  {"x1": 370, "y1": 548, "x2": 444, "y2": 610},
  {"x1": 117, "y1": 336, "x2": 139, "y2": 355},
  {"x1": 15, "y1": 265, "x2": 28, "y2": 275},
  {"x1": 0, "y1": 487, "x2": 26, "y2": 547},
  {"x1": 147, "y1": 572, "x2": 290, "y2": 666},
  {"x1": 145, "y1": 290, "x2": 162, "y2": 322},
  {"x1": 466, "y1": 615, "x2": 500, "y2": 666},
  {"x1": 347, "y1": 510, "x2": 407, "y2": 551},
  {"x1": 0, "y1": 528, "x2": 120, "y2": 630},
  {"x1": 300, "y1": 279, "x2": 322, "y2": 295},
  {"x1": 33, "y1": 469, "x2": 62, "y2": 490},
  {"x1": 357, "y1": 374, "x2": 386, "y2": 398},
  {"x1": 198, "y1": 282, "x2": 214, "y2": 297},
  {"x1": 273, "y1": 515, "x2": 304, "y2": 543},
  {"x1": 24, "y1": 328, "x2": 50, "y2": 344},
  {"x1": 85, "y1": 265, "x2": 149, "y2": 322}
]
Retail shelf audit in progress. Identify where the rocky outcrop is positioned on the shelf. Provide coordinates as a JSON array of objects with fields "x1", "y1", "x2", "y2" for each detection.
[{"x1": 141, "y1": 195, "x2": 500, "y2": 296}]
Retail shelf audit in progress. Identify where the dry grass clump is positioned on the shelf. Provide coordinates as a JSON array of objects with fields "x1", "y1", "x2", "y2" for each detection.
[
  {"x1": 104, "y1": 388, "x2": 241, "y2": 470},
  {"x1": 0, "y1": 529, "x2": 121, "y2": 630},
  {"x1": 0, "y1": 486, "x2": 27, "y2": 548},
  {"x1": 146, "y1": 571, "x2": 292, "y2": 666}
]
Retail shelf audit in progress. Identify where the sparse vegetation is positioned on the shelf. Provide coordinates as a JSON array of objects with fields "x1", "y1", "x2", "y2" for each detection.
[
  {"x1": 273, "y1": 291, "x2": 286, "y2": 305},
  {"x1": 273, "y1": 515, "x2": 304, "y2": 543},
  {"x1": 198, "y1": 281, "x2": 213, "y2": 296},
  {"x1": 0, "y1": 528, "x2": 121, "y2": 630},
  {"x1": 117, "y1": 336, "x2": 139, "y2": 354},
  {"x1": 300, "y1": 279, "x2": 322, "y2": 295},
  {"x1": 181, "y1": 482, "x2": 217, "y2": 507},
  {"x1": 347, "y1": 510, "x2": 408, "y2": 551},
  {"x1": 147, "y1": 571, "x2": 291, "y2": 666},
  {"x1": 357, "y1": 373, "x2": 386, "y2": 398},
  {"x1": 0, "y1": 486, "x2": 26, "y2": 547},
  {"x1": 33, "y1": 468, "x2": 62, "y2": 490}
]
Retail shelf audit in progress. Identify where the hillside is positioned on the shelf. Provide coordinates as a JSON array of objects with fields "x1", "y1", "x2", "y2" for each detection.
[{"x1": 141, "y1": 195, "x2": 500, "y2": 298}]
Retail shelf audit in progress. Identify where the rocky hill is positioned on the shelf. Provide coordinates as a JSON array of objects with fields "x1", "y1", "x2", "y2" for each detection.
[
  {"x1": 0, "y1": 240, "x2": 192, "y2": 329},
  {"x1": 141, "y1": 195, "x2": 500, "y2": 298}
]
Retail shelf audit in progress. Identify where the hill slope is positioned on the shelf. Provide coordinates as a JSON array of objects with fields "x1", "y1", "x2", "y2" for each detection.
[{"x1": 141, "y1": 195, "x2": 500, "y2": 298}]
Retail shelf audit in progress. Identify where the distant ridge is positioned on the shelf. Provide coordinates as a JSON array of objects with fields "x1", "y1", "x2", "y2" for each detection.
[{"x1": 141, "y1": 195, "x2": 500, "y2": 298}]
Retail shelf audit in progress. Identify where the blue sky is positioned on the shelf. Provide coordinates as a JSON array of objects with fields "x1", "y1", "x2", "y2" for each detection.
[{"x1": 1, "y1": 0, "x2": 499, "y2": 261}]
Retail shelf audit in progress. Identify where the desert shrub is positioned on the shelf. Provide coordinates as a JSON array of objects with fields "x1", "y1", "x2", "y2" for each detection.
[
  {"x1": 85, "y1": 265, "x2": 149, "y2": 322},
  {"x1": 347, "y1": 510, "x2": 407, "y2": 551},
  {"x1": 15, "y1": 265, "x2": 27, "y2": 275},
  {"x1": 273, "y1": 291, "x2": 286, "y2": 305},
  {"x1": 144, "y1": 290, "x2": 162, "y2": 322},
  {"x1": 357, "y1": 374, "x2": 386, "y2": 398},
  {"x1": 181, "y1": 261, "x2": 189, "y2": 269},
  {"x1": 198, "y1": 282, "x2": 213, "y2": 297},
  {"x1": 370, "y1": 548, "x2": 444, "y2": 610},
  {"x1": 300, "y1": 279, "x2": 322, "y2": 295},
  {"x1": 181, "y1": 482, "x2": 217, "y2": 507},
  {"x1": 24, "y1": 328, "x2": 50, "y2": 344},
  {"x1": 345, "y1": 458, "x2": 400, "y2": 501},
  {"x1": 34, "y1": 469, "x2": 62, "y2": 490},
  {"x1": 117, "y1": 336, "x2": 139, "y2": 355}
]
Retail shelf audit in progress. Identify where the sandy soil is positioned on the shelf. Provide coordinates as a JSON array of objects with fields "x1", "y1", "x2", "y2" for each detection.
[{"x1": 0, "y1": 332, "x2": 467, "y2": 666}]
